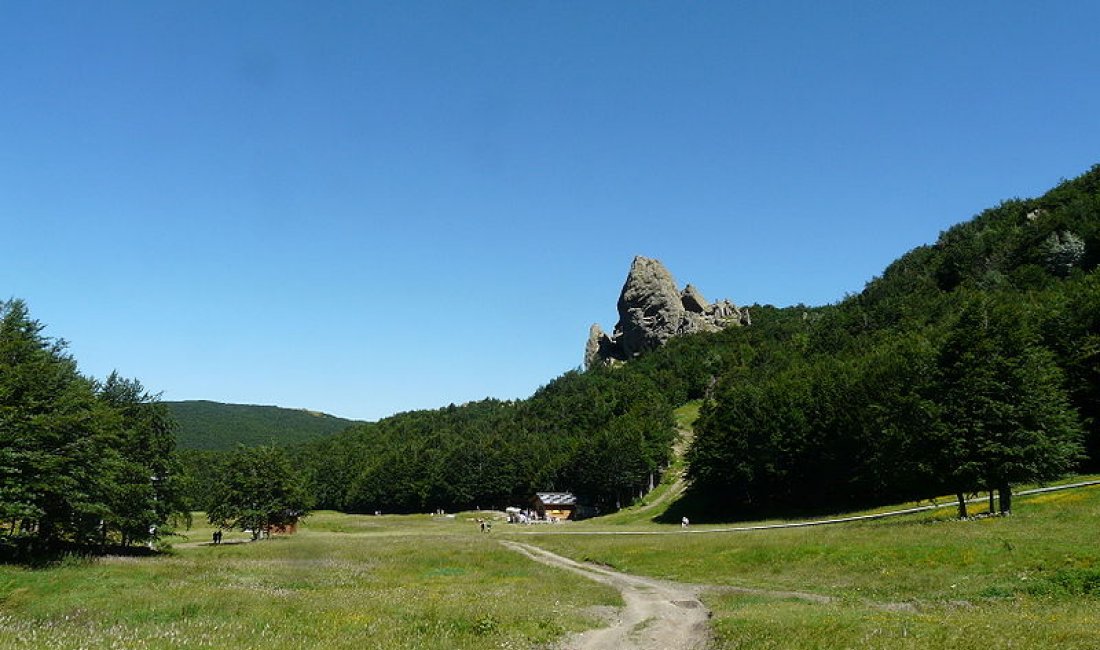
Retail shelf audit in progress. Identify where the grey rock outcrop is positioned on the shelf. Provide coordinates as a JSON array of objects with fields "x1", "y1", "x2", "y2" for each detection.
[
  {"x1": 585, "y1": 323, "x2": 624, "y2": 369},
  {"x1": 680, "y1": 284, "x2": 710, "y2": 313},
  {"x1": 585, "y1": 256, "x2": 749, "y2": 368}
]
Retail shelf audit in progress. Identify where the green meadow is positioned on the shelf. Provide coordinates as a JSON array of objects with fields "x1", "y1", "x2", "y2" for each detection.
[
  {"x1": 3, "y1": 481, "x2": 1099, "y2": 649},
  {"x1": 522, "y1": 480, "x2": 1100, "y2": 650},
  {"x1": 0, "y1": 513, "x2": 616, "y2": 650}
]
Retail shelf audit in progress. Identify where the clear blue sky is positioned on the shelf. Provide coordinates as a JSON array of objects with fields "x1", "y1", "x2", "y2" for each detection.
[{"x1": 3, "y1": 2, "x2": 1099, "y2": 421}]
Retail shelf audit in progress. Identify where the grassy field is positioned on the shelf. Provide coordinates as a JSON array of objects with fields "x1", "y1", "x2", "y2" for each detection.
[
  {"x1": 0, "y1": 512, "x2": 617, "y2": 649},
  {"x1": 516, "y1": 479, "x2": 1100, "y2": 649},
  {"x1": 3, "y1": 477, "x2": 1099, "y2": 649}
]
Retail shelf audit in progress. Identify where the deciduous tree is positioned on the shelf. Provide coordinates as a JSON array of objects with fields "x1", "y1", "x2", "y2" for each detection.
[
  {"x1": 935, "y1": 298, "x2": 1083, "y2": 514},
  {"x1": 207, "y1": 445, "x2": 312, "y2": 539}
]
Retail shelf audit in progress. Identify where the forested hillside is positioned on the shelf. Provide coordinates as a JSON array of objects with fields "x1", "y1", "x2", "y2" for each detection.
[
  {"x1": 682, "y1": 165, "x2": 1100, "y2": 518},
  {"x1": 183, "y1": 166, "x2": 1099, "y2": 521},
  {"x1": 182, "y1": 371, "x2": 675, "y2": 515},
  {"x1": 167, "y1": 400, "x2": 357, "y2": 450},
  {"x1": 283, "y1": 368, "x2": 674, "y2": 515}
]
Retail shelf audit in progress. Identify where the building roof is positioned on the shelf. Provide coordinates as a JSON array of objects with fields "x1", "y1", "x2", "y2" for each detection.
[{"x1": 534, "y1": 492, "x2": 577, "y2": 506}]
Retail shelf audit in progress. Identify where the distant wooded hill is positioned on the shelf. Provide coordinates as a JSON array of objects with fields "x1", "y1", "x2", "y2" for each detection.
[{"x1": 166, "y1": 400, "x2": 358, "y2": 450}]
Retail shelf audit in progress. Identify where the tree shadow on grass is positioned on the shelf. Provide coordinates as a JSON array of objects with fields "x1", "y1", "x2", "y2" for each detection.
[
  {"x1": 0, "y1": 538, "x2": 160, "y2": 568},
  {"x1": 654, "y1": 485, "x2": 900, "y2": 526}
]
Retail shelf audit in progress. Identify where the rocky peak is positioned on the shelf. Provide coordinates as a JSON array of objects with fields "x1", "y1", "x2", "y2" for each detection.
[
  {"x1": 585, "y1": 256, "x2": 749, "y2": 369},
  {"x1": 614, "y1": 256, "x2": 687, "y2": 359}
]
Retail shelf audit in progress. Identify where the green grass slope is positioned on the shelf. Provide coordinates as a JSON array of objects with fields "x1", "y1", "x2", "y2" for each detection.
[
  {"x1": 520, "y1": 479, "x2": 1100, "y2": 650},
  {"x1": 591, "y1": 401, "x2": 701, "y2": 526},
  {"x1": 167, "y1": 400, "x2": 358, "y2": 450}
]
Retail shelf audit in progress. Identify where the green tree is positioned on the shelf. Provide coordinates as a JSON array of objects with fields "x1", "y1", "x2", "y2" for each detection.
[
  {"x1": 935, "y1": 298, "x2": 1083, "y2": 514},
  {"x1": 207, "y1": 445, "x2": 312, "y2": 539},
  {"x1": 0, "y1": 299, "x2": 104, "y2": 547},
  {"x1": 94, "y1": 372, "x2": 187, "y2": 546},
  {"x1": 1, "y1": 300, "x2": 185, "y2": 553},
  {"x1": 1041, "y1": 273, "x2": 1100, "y2": 470}
]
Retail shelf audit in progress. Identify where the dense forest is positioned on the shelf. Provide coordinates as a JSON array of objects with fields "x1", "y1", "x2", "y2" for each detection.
[
  {"x1": 183, "y1": 368, "x2": 677, "y2": 515},
  {"x1": 682, "y1": 165, "x2": 1100, "y2": 518}
]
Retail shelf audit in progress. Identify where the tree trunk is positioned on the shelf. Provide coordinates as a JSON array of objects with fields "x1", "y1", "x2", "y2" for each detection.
[
  {"x1": 988, "y1": 489, "x2": 995, "y2": 514},
  {"x1": 956, "y1": 492, "x2": 968, "y2": 519},
  {"x1": 998, "y1": 483, "x2": 1012, "y2": 515},
  {"x1": 38, "y1": 519, "x2": 53, "y2": 546}
]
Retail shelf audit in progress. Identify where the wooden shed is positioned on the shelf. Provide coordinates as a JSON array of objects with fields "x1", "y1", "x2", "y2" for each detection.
[{"x1": 532, "y1": 492, "x2": 577, "y2": 521}]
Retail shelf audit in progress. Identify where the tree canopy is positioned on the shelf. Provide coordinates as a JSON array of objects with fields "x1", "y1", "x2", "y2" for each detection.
[
  {"x1": 1, "y1": 299, "x2": 185, "y2": 556},
  {"x1": 287, "y1": 368, "x2": 675, "y2": 516},
  {"x1": 206, "y1": 445, "x2": 313, "y2": 539},
  {"x1": 681, "y1": 166, "x2": 1100, "y2": 518}
]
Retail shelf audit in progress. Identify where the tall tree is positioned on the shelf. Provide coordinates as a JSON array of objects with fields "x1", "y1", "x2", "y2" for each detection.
[
  {"x1": 1, "y1": 300, "x2": 184, "y2": 552},
  {"x1": 0, "y1": 299, "x2": 102, "y2": 546},
  {"x1": 935, "y1": 297, "x2": 1083, "y2": 514},
  {"x1": 95, "y1": 372, "x2": 186, "y2": 545},
  {"x1": 207, "y1": 445, "x2": 312, "y2": 539}
]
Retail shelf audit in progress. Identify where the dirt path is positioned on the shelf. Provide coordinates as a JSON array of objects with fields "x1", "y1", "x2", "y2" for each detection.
[
  {"x1": 500, "y1": 540, "x2": 710, "y2": 650},
  {"x1": 501, "y1": 541, "x2": 922, "y2": 650}
]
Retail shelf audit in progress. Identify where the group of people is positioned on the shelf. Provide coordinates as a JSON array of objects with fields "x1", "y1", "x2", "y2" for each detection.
[
  {"x1": 506, "y1": 508, "x2": 562, "y2": 524},
  {"x1": 476, "y1": 518, "x2": 492, "y2": 533},
  {"x1": 211, "y1": 530, "x2": 223, "y2": 544}
]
